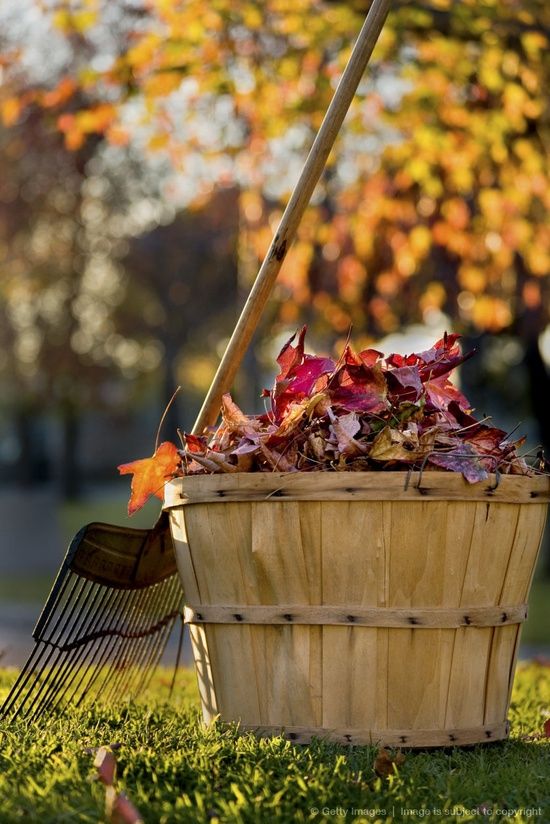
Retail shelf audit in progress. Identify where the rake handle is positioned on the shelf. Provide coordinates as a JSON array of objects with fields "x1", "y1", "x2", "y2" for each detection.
[{"x1": 193, "y1": 0, "x2": 392, "y2": 434}]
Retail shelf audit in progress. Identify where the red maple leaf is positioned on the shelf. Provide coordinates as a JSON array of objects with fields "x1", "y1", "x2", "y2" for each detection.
[
  {"x1": 275, "y1": 326, "x2": 307, "y2": 383},
  {"x1": 418, "y1": 334, "x2": 474, "y2": 381},
  {"x1": 330, "y1": 361, "x2": 388, "y2": 413},
  {"x1": 357, "y1": 348, "x2": 383, "y2": 367},
  {"x1": 425, "y1": 374, "x2": 471, "y2": 413},
  {"x1": 118, "y1": 441, "x2": 180, "y2": 515},
  {"x1": 268, "y1": 328, "x2": 334, "y2": 420},
  {"x1": 386, "y1": 365, "x2": 424, "y2": 402}
]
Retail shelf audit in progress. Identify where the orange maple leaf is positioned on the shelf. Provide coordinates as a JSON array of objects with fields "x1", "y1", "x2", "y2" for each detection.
[{"x1": 118, "y1": 441, "x2": 180, "y2": 515}]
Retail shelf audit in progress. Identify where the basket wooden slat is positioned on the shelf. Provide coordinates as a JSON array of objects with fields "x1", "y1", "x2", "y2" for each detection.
[{"x1": 165, "y1": 472, "x2": 548, "y2": 747}]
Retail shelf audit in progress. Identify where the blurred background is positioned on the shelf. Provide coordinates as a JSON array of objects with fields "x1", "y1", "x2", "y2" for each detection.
[{"x1": 0, "y1": 0, "x2": 548, "y2": 666}]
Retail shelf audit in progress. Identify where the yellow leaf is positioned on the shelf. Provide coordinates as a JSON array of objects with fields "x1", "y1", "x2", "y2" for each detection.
[
  {"x1": 458, "y1": 265, "x2": 486, "y2": 294},
  {"x1": 106, "y1": 125, "x2": 130, "y2": 146},
  {"x1": 73, "y1": 10, "x2": 98, "y2": 32},
  {"x1": 472, "y1": 296, "x2": 512, "y2": 332},
  {"x1": 147, "y1": 133, "x2": 170, "y2": 151},
  {"x1": 409, "y1": 225, "x2": 431, "y2": 258},
  {"x1": 1, "y1": 97, "x2": 21, "y2": 126},
  {"x1": 76, "y1": 104, "x2": 115, "y2": 134},
  {"x1": 143, "y1": 72, "x2": 183, "y2": 97}
]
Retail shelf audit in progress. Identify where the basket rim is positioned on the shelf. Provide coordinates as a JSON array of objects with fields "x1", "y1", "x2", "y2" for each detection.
[{"x1": 164, "y1": 470, "x2": 550, "y2": 507}]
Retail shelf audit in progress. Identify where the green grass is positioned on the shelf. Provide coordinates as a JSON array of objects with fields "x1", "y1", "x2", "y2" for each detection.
[
  {"x1": 59, "y1": 495, "x2": 161, "y2": 543},
  {"x1": 0, "y1": 664, "x2": 548, "y2": 824},
  {"x1": 523, "y1": 579, "x2": 550, "y2": 647}
]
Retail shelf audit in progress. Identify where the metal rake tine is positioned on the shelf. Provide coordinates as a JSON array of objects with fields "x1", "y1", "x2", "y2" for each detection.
[
  {"x1": 102, "y1": 579, "x2": 170, "y2": 704},
  {"x1": 72, "y1": 589, "x2": 136, "y2": 709},
  {"x1": 126, "y1": 577, "x2": 184, "y2": 696},
  {"x1": 26, "y1": 581, "x2": 113, "y2": 720},
  {"x1": 58, "y1": 586, "x2": 132, "y2": 710},
  {"x1": 131, "y1": 597, "x2": 183, "y2": 699},
  {"x1": 1, "y1": 570, "x2": 82, "y2": 716},
  {"x1": 32, "y1": 583, "x2": 124, "y2": 718},
  {"x1": 135, "y1": 576, "x2": 185, "y2": 694},
  {"x1": 26, "y1": 583, "x2": 109, "y2": 719},
  {"x1": 1, "y1": 517, "x2": 182, "y2": 721},
  {"x1": 126, "y1": 581, "x2": 181, "y2": 694},
  {"x1": 4, "y1": 576, "x2": 91, "y2": 720},
  {"x1": 74, "y1": 586, "x2": 143, "y2": 706},
  {"x1": 43, "y1": 577, "x2": 91, "y2": 646},
  {"x1": 168, "y1": 611, "x2": 186, "y2": 700},
  {"x1": 131, "y1": 616, "x2": 178, "y2": 700},
  {"x1": 31, "y1": 590, "x2": 140, "y2": 715},
  {"x1": 0, "y1": 643, "x2": 47, "y2": 719},
  {"x1": 99, "y1": 586, "x2": 157, "y2": 704},
  {"x1": 114, "y1": 577, "x2": 181, "y2": 698},
  {"x1": 86, "y1": 585, "x2": 154, "y2": 705},
  {"x1": 129, "y1": 578, "x2": 184, "y2": 696}
]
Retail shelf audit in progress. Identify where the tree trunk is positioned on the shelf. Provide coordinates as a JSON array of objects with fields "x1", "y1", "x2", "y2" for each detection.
[{"x1": 523, "y1": 338, "x2": 550, "y2": 458}]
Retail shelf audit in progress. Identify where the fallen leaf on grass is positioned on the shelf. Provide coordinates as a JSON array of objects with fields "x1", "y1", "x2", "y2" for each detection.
[
  {"x1": 94, "y1": 746, "x2": 116, "y2": 785},
  {"x1": 544, "y1": 718, "x2": 550, "y2": 738},
  {"x1": 92, "y1": 746, "x2": 144, "y2": 824},
  {"x1": 475, "y1": 802, "x2": 493, "y2": 815},
  {"x1": 373, "y1": 748, "x2": 406, "y2": 778},
  {"x1": 109, "y1": 791, "x2": 144, "y2": 824},
  {"x1": 83, "y1": 742, "x2": 122, "y2": 756},
  {"x1": 118, "y1": 441, "x2": 180, "y2": 514}
]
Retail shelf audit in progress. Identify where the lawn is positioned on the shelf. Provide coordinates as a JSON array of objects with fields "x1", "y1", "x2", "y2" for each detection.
[{"x1": 0, "y1": 663, "x2": 548, "y2": 824}]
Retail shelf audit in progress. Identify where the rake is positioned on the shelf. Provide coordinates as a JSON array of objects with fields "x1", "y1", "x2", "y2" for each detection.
[{"x1": 0, "y1": 0, "x2": 391, "y2": 721}]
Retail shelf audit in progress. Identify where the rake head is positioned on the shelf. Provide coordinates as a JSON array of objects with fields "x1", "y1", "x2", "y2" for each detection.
[{"x1": 0, "y1": 513, "x2": 184, "y2": 721}]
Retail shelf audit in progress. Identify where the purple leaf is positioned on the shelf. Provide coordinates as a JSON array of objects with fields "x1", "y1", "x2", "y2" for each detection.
[
  {"x1": 386, "y1": 366, "x2": 424, "y2": 402},
  {"x1": 428, "y1": 444, "x2": 489, "y2": 483}
]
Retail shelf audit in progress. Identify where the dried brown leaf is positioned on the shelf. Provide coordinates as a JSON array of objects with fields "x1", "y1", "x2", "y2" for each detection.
[
  {"x1": 329, "y1": 411, "x2": 366, "y2": 457},
  {"x1": 94, "y1": 746, "x2": 116, "y2": 786},
  {"x1": 111, "y1": 792, "x2": 144, "y2": 824},
  {"x1": 370, "y1": 426, "x2": 427, "y2": 463},
  {"x1": 373, "y1": 747, "x2": 406, "y2": 778}
]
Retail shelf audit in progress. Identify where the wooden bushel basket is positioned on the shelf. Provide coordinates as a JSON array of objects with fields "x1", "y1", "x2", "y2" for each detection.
[{"x1": 164, "y1": 471, "x2": 549, "y2": 748}]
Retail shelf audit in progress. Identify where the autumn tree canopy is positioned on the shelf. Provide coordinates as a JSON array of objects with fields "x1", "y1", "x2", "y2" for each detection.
[
  {"x1": 1, "y1": 1, "x2": 549, "y2": 422},
  {"x1": 3, "y1": 0, "x2": 547, "y2": 344}
]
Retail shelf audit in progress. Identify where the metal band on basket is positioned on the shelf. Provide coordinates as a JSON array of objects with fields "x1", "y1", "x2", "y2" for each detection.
[
  {"x1": 239, "y1": 720, "x2": 510, "y2": 747},
  {"x1": 184, "y1": 603, "x2": 528, "y2": 628}
]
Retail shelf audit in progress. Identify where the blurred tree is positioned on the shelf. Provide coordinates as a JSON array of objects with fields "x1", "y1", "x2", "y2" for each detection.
[
  {"x1": 0, "y1": 95, "x2": 93, "y2": 493},
  {"x1": 0, "y1": 13, "x2": 243, "y2": 493},
  {"x1": 0, "y1": 44, "x2": 166, "y2": 493},
  {"x1": 121, "y1": 186, "x2": 240, "y2": 434}
]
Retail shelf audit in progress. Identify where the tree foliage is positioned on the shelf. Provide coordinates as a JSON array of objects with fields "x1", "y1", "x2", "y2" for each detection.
[{"x1": 1, "y1": 0, "x2": 549, "y2": 355}]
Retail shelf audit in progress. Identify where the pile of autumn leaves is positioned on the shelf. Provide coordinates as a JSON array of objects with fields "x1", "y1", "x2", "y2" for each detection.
[
  {"x1": 120, "y1": 329, "x2": 530, "y2": 514},
  {"x1": 184, "y1": 329, "x2": 529, "y2": 480}
]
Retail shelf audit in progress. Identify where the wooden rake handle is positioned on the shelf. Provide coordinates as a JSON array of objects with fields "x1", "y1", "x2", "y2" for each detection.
[{"x1": 193, "y1": 0, "x2": 392, "y2": 434}]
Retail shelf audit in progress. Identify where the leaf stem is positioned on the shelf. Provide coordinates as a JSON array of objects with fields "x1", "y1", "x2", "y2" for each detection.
[{"x1": 155, "y1": 386, "x2": 182, "y2": 451}]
